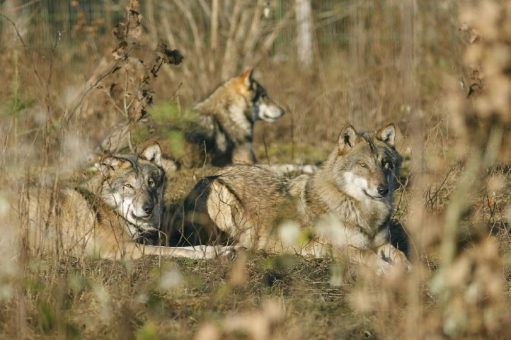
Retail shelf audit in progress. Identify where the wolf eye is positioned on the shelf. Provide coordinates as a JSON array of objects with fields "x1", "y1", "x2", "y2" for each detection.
[
  {"x1": 359, "y1": 162, "x2": 367, "y2": 168},
  {"x1": 124, "y1": 183, "x2": 134, "y2": 190},
  {"x1": 383, "y1": 160, "x2": 393, "y2": 169}
]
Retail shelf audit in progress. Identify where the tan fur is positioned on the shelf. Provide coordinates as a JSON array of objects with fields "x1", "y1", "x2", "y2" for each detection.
[
  {"x1": 21, "y1": 144, "x2": 235, "y2": 260},
  {"x1": 171, "y1": 124, "x2": 410, "y2": 274}
]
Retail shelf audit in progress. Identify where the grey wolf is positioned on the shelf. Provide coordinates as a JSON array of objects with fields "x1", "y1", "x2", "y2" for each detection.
[
  {"x1": 21, "y1": 143, "x2": 234, "y2": 260},
  {"x1": 98, "y1": 68, "x2": 285, "y2": 169},
  {"x1": 168, "y1": 124, "x2": 410, "y2": 273},
  {"x1": 183, "y1": 67, "x2": 285, "y2": 167}
]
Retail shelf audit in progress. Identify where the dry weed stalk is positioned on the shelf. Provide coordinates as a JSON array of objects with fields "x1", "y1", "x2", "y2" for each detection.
[
  {"x1": 350, "y1": 1, "x2": 511, "y2": 338},
  {"x1": 432, "y1": 2, "x2": 511, "y2": 336},
  {"x1": 66, "y1": 0, "x2": 183, "y2": 155}
]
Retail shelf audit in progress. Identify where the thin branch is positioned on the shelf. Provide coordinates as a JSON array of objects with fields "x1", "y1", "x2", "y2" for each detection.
[
  {"x1": 0, "y1": 14, "x2": 45, "y2": 89},
  {"x1": 243, "y1": 0, "x2": 265, "y2": 56},
  {"x1": 222, "y1": 0, "x2": 243, "y2": 78},
  {"x1": 64, "y1": 60, "x2": 123, "y2": 123},
  {"x1": 253, "y1": 9, "x2": 295, "y2": 65},
  {"x1": 210, "y1": 0, "x2": 218, "y2": 50},
  {"x1": 175, "y1": 0, "x2": 207, "y2": 82}
]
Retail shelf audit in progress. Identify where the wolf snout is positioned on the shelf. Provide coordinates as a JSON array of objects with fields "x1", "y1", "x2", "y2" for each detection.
[
  {"x1": 273, "y1": 107, "x2": 285, "y2": 120},
  {"x1": 377, "y1": 185, "x2": 389, "y2": 196},
  {"x1": 268, "y1": 106, "x2": 285, "y2": 119},
  {"x1": 143, "y1": 202, "x2": 154, "y2": 215},
  {"x1": 259, "y1": 103, "x2": 285, "y2": 122}
]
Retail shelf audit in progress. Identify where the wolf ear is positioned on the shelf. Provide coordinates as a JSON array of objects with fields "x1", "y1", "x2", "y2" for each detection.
[
  {"x1": 376, "y1": 123, "x2": 396, "y2": 147},
  {"x1": 240, "y1": 67, "x2": 254, "y2": 87},
  {"x1": 338, "y1": 125, "x2": 359, "y2": 153},
  {"x1": 96, "y1": 157, "x2": 132, "y2": 176},
  {"x1": 140, "y1": 143, "x2": 162, "y2": 166}
]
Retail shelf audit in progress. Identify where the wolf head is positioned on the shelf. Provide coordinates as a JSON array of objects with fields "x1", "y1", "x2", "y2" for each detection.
[
  {"x1": 194, "y1": 68, "x2": 285, "y2": 131},
  {"x1": 328, "y1": 124, "x2": 402, "y2": 205},
  {"x1": 239, "y1": 68, "x2": 285, "y2": 123},
  {"x1": 97, "y1": 143, "x2": 166, "y2": 231}
]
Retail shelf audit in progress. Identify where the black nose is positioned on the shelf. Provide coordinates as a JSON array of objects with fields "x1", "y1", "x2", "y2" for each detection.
[
  {"x1": 377, "y1": 185, "x2": 389, "y2": 196},
  {"x1": 143, "y1": 202, "x2": 154, "y2": 215}
]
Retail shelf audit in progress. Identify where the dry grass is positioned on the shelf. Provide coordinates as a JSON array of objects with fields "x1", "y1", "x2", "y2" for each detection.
[
  {"x1": 1, "y1": 0, "x2": 511, "y2": 339},
  {"x1": 3, "y1": 254, "x2": 365, "y2": 339}
]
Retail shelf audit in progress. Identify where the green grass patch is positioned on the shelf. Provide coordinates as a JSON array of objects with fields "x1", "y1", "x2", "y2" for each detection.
[
  {"x1": 0, "y1": 94, "x2": 34, "y2": 117},
  {"x1": 149, "y1": 101, "x2": 199, "y2": 128}
]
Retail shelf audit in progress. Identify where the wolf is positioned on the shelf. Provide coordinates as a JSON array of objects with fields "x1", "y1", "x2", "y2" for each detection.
[
  {"x1": 185, "y1": 68, "x2": 285, "y2": 167},
  {"x1": 99, "y1": 68, "x2": 284, "y2": 168},
  {"x1": 168, "y1": 124, "x2": 410, "y2": 273},
  {"x1": 20, "y1": 143, "x2": 234, "y2": 260}
]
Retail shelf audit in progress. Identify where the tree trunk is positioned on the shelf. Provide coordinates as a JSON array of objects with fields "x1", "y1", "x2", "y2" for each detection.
[{"x1": 294, "y1": 0, "x2": 313, "y2": 69}]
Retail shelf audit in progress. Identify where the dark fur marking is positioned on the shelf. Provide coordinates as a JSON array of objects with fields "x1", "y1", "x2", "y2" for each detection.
[{"x1": 169, "y1": 176, "x2": 232, "y2": 246}]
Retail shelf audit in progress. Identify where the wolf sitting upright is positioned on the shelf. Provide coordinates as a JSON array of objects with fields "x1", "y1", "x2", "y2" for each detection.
[
  {"x1": 21, "y1": 143, "x2": 234, "y2": 260},
  {"x1": 169, "y1": 124, "x2": 410, "y2": 273},
  {"x1": 185, "y1": 68, "x2": 285, "y2": 167},
  {"x1": 101, "y1": 68, "x2": 284, "y2": 170}
]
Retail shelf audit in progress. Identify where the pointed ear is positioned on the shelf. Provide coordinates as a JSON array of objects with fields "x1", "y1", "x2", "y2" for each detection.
[
  {"x1": 140, "y1": 143, "x2": 162, "y2": 166},
  {"x1": 240, "y1": 67, "x2": 254, "y2": 87},
  {"x1": 95, "y1": 157, "x2": 132, "y2": 176},
  {"x1": 338, "y1": 125, "x2": 359, "y2": 153},
  {"x1": 376, "y1": 123, "x2": 396, "y2": 147}
]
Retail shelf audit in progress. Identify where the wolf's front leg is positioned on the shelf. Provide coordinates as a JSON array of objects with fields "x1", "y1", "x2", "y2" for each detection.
[{"x1": 119, "y1": 244, "x2": 241, "y2": 260}]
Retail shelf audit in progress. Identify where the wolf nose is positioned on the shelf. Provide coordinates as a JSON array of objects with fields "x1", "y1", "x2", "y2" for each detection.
[
  {"x1": 377, "y1": 185, "x2": 389, "y2": 196},
  {"x1": 143, "y1": 203, "x2": 154, "y2": 215}
]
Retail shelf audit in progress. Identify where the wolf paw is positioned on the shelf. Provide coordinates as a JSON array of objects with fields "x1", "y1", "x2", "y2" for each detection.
[
  {"x1": 378, "y1": 246, "x2": 412, "y2": 273},
  {"x1": 375, "y1": 257, "x2": 394, "y2": 276},
  {"x1": 301, "y1": 164, "x2": 318, "y2": 174},
  {"x1": 216, "y1": 245, "x2": 246, "y2": 260}
]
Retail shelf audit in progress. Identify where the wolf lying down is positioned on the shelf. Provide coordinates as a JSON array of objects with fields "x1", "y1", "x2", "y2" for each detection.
[
  {"x1": 22, "y1": 143, "x2": 235, "y2": 259},
  {"x1": 169, "y1": 124, "x2": 410, "y2": 273}
]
